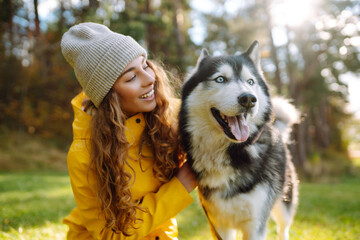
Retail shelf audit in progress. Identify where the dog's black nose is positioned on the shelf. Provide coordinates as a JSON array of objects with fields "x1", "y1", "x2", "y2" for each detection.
[{"x1": 238, "y1": 93, "x2": 257, "y2": 109}]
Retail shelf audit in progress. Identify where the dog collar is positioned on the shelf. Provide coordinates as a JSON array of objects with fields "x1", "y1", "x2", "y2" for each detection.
[{"x1": 251, "y1": 127, "x2": 264, "y2": 144}]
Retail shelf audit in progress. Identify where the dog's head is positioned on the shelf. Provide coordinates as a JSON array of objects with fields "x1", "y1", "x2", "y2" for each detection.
[{"x1": 181, "y1": 41, "x2": 272, "y2": 143}]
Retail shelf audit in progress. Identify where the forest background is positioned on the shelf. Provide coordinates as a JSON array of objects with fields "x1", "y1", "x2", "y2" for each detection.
[
  {"x1": 1, "y1": 0, "x2": 359, "y2": 175},
  {"x1": 0, "y1": 0, "x2": 360, "y2": 239}
]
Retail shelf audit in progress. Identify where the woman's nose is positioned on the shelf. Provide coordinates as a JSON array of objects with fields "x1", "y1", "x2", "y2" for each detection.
[{"x1": 141, "y1": 69, "x2": 155, "y2": 86}]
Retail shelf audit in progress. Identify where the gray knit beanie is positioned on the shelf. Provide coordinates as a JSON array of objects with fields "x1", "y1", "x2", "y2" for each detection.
[{"x1": 61, "y1": 22, "x2": 147, "y2": 107}]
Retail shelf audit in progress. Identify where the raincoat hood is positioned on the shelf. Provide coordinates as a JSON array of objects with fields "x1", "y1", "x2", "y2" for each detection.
[{"x1": 71, "y1": 91, "x2": 92, "y2": 140}]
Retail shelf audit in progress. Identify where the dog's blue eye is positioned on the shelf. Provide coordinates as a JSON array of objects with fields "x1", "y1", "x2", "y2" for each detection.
[
  {"x1": 215, "y1": 76, "x2": 226, "y2": 83},
  {"x1": 247, "y1": 79, "x2": 255, "y2": 85}
]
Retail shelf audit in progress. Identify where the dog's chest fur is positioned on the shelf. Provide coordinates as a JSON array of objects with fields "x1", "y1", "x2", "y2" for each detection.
[{"x1": 200, "y1": 183, "x2": 271, "y2": 228}]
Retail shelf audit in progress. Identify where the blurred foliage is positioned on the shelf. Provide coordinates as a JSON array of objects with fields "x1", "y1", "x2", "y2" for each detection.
[
  {"x1": 0, "y1": 0, "x2": 359, "y2": 174},
  {"x1": 197, "y1": 0, "x2": 360, "y2": 173},
  {"x1": 0, "y1": 0, "x2": 194, "y2": 149}
]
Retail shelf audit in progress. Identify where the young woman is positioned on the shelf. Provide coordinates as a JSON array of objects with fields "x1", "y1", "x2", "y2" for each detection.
[{"x1": 61, "y1": 22, "x2": 197, "y2": 240}]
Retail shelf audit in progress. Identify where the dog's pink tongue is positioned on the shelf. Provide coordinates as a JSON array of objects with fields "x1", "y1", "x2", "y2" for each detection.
[{"x1": 228, "y1": 115, "x2": 249, "y2": 142}]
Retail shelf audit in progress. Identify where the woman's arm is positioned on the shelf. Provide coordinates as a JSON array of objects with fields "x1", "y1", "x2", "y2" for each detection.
[
  {"x1": 66, "y1": 143, "x2": 193, "y2": 240},
  {"x1": 175, "y1": 162, "x2": 198, "y2": 193}
]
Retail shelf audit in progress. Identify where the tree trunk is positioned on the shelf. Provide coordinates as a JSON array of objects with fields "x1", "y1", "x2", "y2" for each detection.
[
  {"x1": 58, "y1": 0, "x2": 66, "y2": 35},
  {"x1": 291, "y1": 110, "x2": 308, "y2": 173},
  {"x1": 262, "y1": 0, "x2": 282, "y2": 94},
  {"x1": 89, "y1": 0, "x2": 99, "y2": 9},
  {"x1": 4, "y1": 0, "x2": 14, "y2": 52},
  {"x1": 284, "y1": 26, "x2": 299, "y2": 103},
  {"x1": 315, "y1": 97, "x2": 330, "y2": 149},
  {"x1": 145, "y1": 0, "x2": 156, "y2": 55},
  {"x1": 172, "y1": 0, "x2": 185, "y2": 70},
  {"x1": 80, "y1": 0, "x2": 99, "y2": 21},
  {"x1": 33, "y1": 0, "x2": 40, "y2": 37},
  {"x1": 0, "y1": 0, "x2": 14, "y2": 103}
]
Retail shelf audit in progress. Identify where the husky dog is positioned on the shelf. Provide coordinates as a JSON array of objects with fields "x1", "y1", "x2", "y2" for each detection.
[{"x1": 179, "y1": 41, "x2": 299, "y2": 240}]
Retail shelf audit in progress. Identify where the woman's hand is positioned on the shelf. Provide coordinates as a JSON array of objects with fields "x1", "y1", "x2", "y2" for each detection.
[{"x1": 175, "y1": 162, "x2": 198, "y2": 193}]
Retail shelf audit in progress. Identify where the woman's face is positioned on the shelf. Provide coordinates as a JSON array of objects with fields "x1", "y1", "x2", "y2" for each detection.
[{"x1": 113, "y1": 56, "x2": 156, "y2": 117}]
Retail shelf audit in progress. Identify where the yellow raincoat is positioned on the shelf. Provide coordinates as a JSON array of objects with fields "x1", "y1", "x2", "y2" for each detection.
[{"x1": 63, "y1": 92, "x2": 193, "y2": 239}]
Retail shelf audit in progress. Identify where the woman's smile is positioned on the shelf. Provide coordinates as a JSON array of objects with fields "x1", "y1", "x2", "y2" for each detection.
[{"x1": 140, "y1": 88, "x2": 155, "y2": 99}]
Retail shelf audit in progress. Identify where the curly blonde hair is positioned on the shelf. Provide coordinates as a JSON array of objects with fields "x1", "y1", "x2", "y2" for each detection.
[{"x1": 83, "y1": 60, "x2": 184, "y2": 236}]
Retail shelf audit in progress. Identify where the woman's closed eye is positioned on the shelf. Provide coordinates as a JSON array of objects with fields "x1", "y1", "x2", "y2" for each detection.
[
  {"x1": 126, "y1": 75, "x2": 136, "y2": 82},
  {"x1": 124, "y1": 64, "x2": 151, "y2": 82}
]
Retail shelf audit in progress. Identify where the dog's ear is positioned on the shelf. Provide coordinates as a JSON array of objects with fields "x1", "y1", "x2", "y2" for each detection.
[
  {"x1": 246, "y1": 41, "x2": 261, "y2": 70},
  {"x1": 184, "y1": 48, "x2": 210, "y2": 83},
  {"x1": 197, "y1": 48, "x2": 209, "y2": 65}
]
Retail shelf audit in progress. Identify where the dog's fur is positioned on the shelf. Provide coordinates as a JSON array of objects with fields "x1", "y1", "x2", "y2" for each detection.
[{"x1": 179, "y1": 41, "x2": 299, "y2": 240}]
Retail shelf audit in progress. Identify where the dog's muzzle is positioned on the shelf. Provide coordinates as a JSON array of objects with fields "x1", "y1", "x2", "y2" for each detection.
[{"x1": 211, "y1": 107, "x2": 250, "y2": 142}]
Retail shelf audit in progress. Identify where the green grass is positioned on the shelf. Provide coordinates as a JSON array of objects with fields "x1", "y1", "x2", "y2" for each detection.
[
  {"x1": 178, "y1": 176, "x2": 360, "y2": 240},
  {"x1": 0, "y1": 171, "x2": 75, "y2": 240},
  {"x1": 1, "y1": 172, "x2": 360, "y2": 239}
]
